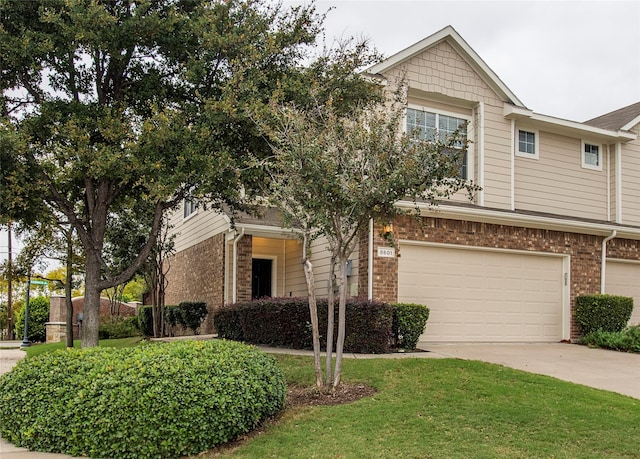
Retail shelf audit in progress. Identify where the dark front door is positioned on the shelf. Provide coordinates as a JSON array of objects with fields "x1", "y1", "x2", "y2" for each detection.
[{"x1": 252, "y1": 258, "x2": 272, "y2": 299}]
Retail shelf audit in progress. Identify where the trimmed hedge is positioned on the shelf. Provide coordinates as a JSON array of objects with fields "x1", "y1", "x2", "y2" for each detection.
[
  {"x1": 0, "y1": 340, "x2": 286, "y2": 459},
  {"x1": 98, "y1": 316, "x2": 142, "y2": 339},
  {"x1": 214, "y1": 298, "x2": 429, "y2": 353},
  {"x1": 138, "y1": 301, "x2": 208, "y2": 336},
  {"x1": 575, "y1": 294, "x2": 634, "y2": 334},
  {"x1": 391, "y1": 303, "x2": 430, "y2": 350}
]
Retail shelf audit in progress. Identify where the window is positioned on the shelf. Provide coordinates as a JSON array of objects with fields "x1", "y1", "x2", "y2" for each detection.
[
  {"x1": 582, "y1": 142, "x2": 602, "y2": 170},
  {"x1": 517, "y1": 129, "x2": 539, "y2": 159},
  {"x1": 183, "y1": 199, "x2": 198, "y2": 219},
  {"x1": 406, "y1": 107, "x2": 468, "y2": 178}
]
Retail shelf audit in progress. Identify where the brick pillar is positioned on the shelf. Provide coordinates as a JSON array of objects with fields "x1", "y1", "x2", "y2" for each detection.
[
  {"x1": 236, "y1": 235, "x2": 253, "y2": 302},
  {"x1": 46, "y1": 295, "x2": 67, "y2": 343},
  {"x1": 371, "y1": 225, "x2": 399, "y2": 303}
]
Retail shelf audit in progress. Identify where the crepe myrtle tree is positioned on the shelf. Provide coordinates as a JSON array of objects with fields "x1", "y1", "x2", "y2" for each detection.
[
  {"x1": 0, "y1": 0, "x2": 323, "y2": 347},
  {"x1": 263, "y1": 48, "x2": 477, "y2": 389}
]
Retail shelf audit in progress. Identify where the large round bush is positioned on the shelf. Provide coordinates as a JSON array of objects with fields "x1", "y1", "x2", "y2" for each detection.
[{"x1": 0, "y1": 339, "x2": 286, "y2": 459}]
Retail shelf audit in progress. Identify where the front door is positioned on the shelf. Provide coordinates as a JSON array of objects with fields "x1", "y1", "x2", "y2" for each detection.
[{"x1": 252, "y1": 258, "x2": 272, "y2": 299}]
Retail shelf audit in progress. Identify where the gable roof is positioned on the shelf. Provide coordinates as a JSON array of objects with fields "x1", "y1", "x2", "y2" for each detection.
[
  {"x1": 365, "y1": 25, "x2": 525, "y2": 108},
  {"x1": 584, "y1": 101, "x2": 640, "y2": 131}
]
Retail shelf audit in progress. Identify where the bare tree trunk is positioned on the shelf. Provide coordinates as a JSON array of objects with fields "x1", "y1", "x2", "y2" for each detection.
[
  {"x1": 82, "y1": 253, "x2": 101, "y2": 347},
  {"x1": 325, "y1": 255, "x2": 336, "y2": 386},
  {"x1": 333, "y1": 255, "x2": 348, "y2": 389},
  {"x1": 65, "y1": 228, "x2": 74, "y2": 348},
  {"x1": 302, "y1": 230, "x2": 323, "y2": 389}
]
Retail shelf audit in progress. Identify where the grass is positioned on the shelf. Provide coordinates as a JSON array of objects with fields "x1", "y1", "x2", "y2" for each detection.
[
  {"x1": 23, "y1": 336, "x2": 143, "y2": 358},
  {"x1": 203, "y1": 355, "x2": 640, "y2": 459},
  {"x1": 14, "y1": 339, "x2": 640, "y2": 458}
]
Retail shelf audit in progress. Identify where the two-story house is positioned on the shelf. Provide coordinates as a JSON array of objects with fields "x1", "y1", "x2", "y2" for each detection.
[{"x1": 164, "y1": 26, "x2": 640, "y2": 343}]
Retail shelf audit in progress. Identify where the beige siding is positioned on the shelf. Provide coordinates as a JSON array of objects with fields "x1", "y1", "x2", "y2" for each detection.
[
  {"x1": 169, "y1": 208, "x2": 230, "y2": 253},
  {"x1": 284, "y1": 239, "x2": 306, "y2": 297},
  {"x1": 609, "y1": 144, "x2": 617, "y2": 222},
  {"x1": 515, "y1": 130, "x2": 608, "y2": 219},
  {"x1": 620, "y1": 129, "x2": 640, "y2": 225},
  {"x1": 482, "y1": 103, "x2": 514, "y2": 209}
]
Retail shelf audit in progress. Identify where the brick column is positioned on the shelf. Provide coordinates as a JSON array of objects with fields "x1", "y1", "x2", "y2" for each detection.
[
  {"x1": 236, "y1": 235, "x2": 253, "y2": 302},
  {"x1": 45, "y1": 295, "x2": 67, "y2": 343}
]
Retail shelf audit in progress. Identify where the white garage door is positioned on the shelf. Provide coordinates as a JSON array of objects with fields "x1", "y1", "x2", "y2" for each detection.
[
  {"x1": 398, "y1": 244, "x2": 565, "y2": 342},
  {"x1": 605, "y1": 260, "x2": 640, "y2": 326}
]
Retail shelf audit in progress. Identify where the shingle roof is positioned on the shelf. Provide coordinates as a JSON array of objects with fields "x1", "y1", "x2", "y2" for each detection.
[{"x1": 584, "y1": 101, "x2": 640, "y2": 130}]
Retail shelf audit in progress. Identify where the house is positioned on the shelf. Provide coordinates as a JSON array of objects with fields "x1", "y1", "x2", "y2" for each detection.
[{"x1": 164, "y1": 26, "x2": 640, "y2": 342}]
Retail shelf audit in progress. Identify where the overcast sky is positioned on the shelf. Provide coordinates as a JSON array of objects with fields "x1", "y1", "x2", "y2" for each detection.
[{"x1": 291, "y1": 0, "x2": 640, "y2": 122}]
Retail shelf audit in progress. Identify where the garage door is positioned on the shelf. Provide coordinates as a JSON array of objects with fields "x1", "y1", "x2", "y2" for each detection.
[
  {"x1": 605, "y1": 260, "x2": 640, "y2": 326},
  {"x1": 398, "y1": 244, "x2": 565, "y2": 342}
]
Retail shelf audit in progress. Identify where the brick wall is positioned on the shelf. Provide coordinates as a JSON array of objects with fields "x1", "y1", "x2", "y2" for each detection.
[
  {"x1": 236, "y1": 235, "x2": 253, "y2": 302},
  {"x1": 359, "y1": 216, "x2": 640, "y2": 339},
  {"x1": 164, "y1": 233, "x2": 225, "y2": 334}
]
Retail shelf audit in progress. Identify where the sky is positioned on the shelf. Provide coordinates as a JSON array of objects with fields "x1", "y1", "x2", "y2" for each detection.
[{"x1": 289, "y1": 0, "x2": 640, "y2": 122}]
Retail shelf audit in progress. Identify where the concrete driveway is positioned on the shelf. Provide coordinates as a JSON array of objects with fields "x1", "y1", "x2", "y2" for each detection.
[{"x1": 421, "y1": 342, "x2": 640, "y2": 400}]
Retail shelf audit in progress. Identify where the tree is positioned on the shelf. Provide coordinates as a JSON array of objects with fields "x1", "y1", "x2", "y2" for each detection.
[
  {"x1": 264, "y1": 43, "x2": 477, "y2": 389},
  {"x1": 0, "y1": 0, "x2": 323, "y2": 347}
]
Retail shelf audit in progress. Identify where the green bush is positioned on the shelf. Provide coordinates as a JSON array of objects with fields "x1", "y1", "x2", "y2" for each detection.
[
  {"x1": 178, "y1": 301, "x2": 208, "y2": 334},
  {"x1": 0, "y1": 339, "x2": 286, "y2": 459},
  {"x1": 575, "y1": 294, "x2": 634, "y2": 334},
  {"x1": 214, "y1": 297, "x2": 393, "y2": 353},
  {"x1": 137, "y1": 305, "x2": 154, "y2": 336},
  {"x1": 391, "y1": 303, "x2": 430, "y2": 350},
  {"x1": 14, "y1": 296, "x2": 49, "y2": 343},
  {"x1": 582, "y1": 325, "x2": 640, "y2": 353},
  {"x1": 98, "y1": 316, "x2": 141, "y2": 339}
]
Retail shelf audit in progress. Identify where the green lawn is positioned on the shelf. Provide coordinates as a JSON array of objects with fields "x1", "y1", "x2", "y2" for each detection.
[
  {"x1": 23, "y1": 336, "x2": 144, "y2": 358},
  {"x1": 206, "y1": 355, "x2": 640, "y2": 459}
]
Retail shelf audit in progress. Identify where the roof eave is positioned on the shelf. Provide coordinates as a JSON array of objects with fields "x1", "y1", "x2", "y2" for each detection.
[{"x1": 503, "y1": 104, "x2": 637, "y2": 142}]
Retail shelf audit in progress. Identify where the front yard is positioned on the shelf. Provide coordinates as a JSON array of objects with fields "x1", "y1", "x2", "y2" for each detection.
[{"x1": 205, "y1": 355, "x2": 640, "y2": 458}]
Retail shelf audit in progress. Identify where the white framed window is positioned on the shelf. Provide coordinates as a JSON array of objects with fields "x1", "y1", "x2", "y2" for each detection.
[
  {"x1": 183, "y1": 198, "x2": 198, "y2": 219},
  {"x1": 582, "y1": 141, "x2": 602, "y2": 171},
  {"x1": 406, "y1": 107, "x2": 469, "y2": 179},
  {"x1": 516, "y1": 129, "x2": 539, "y2": 159}
]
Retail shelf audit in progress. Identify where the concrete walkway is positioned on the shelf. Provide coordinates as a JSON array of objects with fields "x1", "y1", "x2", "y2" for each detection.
[{"x1": 0, "y1": 340, "x2": 638, "y2": 458}]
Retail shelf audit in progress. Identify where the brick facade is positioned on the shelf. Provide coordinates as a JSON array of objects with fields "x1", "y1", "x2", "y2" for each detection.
[
  {"x1": 358, "y1": 215, "x2": 640, "y2": 339},
  {"x1": 236, "y1": 235, "x2": 253, "y2": 302},
  {"x1": 165, "y1": 232, "x2": 225, "y2": 334}
]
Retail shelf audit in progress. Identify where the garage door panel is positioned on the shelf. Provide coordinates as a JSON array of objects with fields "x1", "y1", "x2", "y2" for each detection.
[
  {"x1": 606, "y1": 261, "x2": 640, "y2": 326},
  {"x1": 398, "y1": 245, "x2": 563, "y2": 342}
]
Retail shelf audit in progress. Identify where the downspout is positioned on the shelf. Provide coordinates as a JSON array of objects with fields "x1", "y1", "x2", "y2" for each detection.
[
  {"x1": 601, "y1": 230, "x2": 617, "y2": 294},
  {"x1": 232, "y1": 228, "x2": 245, "y2": 303},
  {"x1": 510, "y1": 119, "x2": 516, "y2": 211},
  {"x1": 477, "y1": 102, "x2": 485, "y2": 207},
  {"x1": 368, "y1": 218, "x2": 373, "y2": 300}
]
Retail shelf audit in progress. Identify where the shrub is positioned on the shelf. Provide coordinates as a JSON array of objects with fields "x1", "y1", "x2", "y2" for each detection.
[
  {"x1": 178, "y1": 301, "x2": 208, "y2": 334},
  {"x1": 137, "y1": 305, "x2": 154, "y2": 336},
  {"x1": 391, "y1": 303, "x2": 430, "y2": 350},
  {"x1": 98, "y1": 316, "x2": 141, "y2": 339},
  {"x1": 0, "y1": 339, "x2": 286, "y2": 459},
  {"x1": 575, "y1": 295, "x2": 634, "y2": 334},
  {"x1": 582, "y1": 325, "x2": 640, "y2": 353},
  {"x1": 14, "y1": 296, "x2": 49, "y2": 343},
  {"x1": 214, "y1": 297, "x2": 393, "y2": 353}
]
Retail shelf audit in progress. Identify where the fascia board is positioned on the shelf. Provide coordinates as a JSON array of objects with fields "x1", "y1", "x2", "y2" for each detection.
[
  {"x1": 395, "y1": 201, "x2": 640, "y2": 240},
  {"x1": 234, "y1": 223, "x2": 301, "y2": 240},
  {"x1": 503, "y1": 104, "x2": 637, "y2": 142},
  {"x1": 621, "y1": 115, "x2": 640, "y2": 131}
]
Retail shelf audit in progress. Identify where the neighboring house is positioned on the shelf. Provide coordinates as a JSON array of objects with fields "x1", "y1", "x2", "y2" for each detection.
[{"x1": 164, "y1": 26, "x2": 640, "y2": 342}]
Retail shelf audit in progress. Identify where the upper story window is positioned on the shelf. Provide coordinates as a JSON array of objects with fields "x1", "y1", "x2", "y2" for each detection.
[
  {"x1": 183, "y1": 199, "x2": 198, "y2": 219},
  {"x1": 582, "y1": 142, "x2": 602, "y2": 171},
  {"x1": 516, "y1": 129, "x2": 539, "y2": 159},
  {"x1": 406, "y1": 107, "x2": 468, "y2": 178}
]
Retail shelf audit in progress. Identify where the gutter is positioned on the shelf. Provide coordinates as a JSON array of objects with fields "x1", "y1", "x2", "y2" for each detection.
[
  {"x1": 601, "y1": 230, "x2": 617, "y2": 294},
  {"x1": 232, "y1": 228, "x2": 245, "y2": 304}
]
